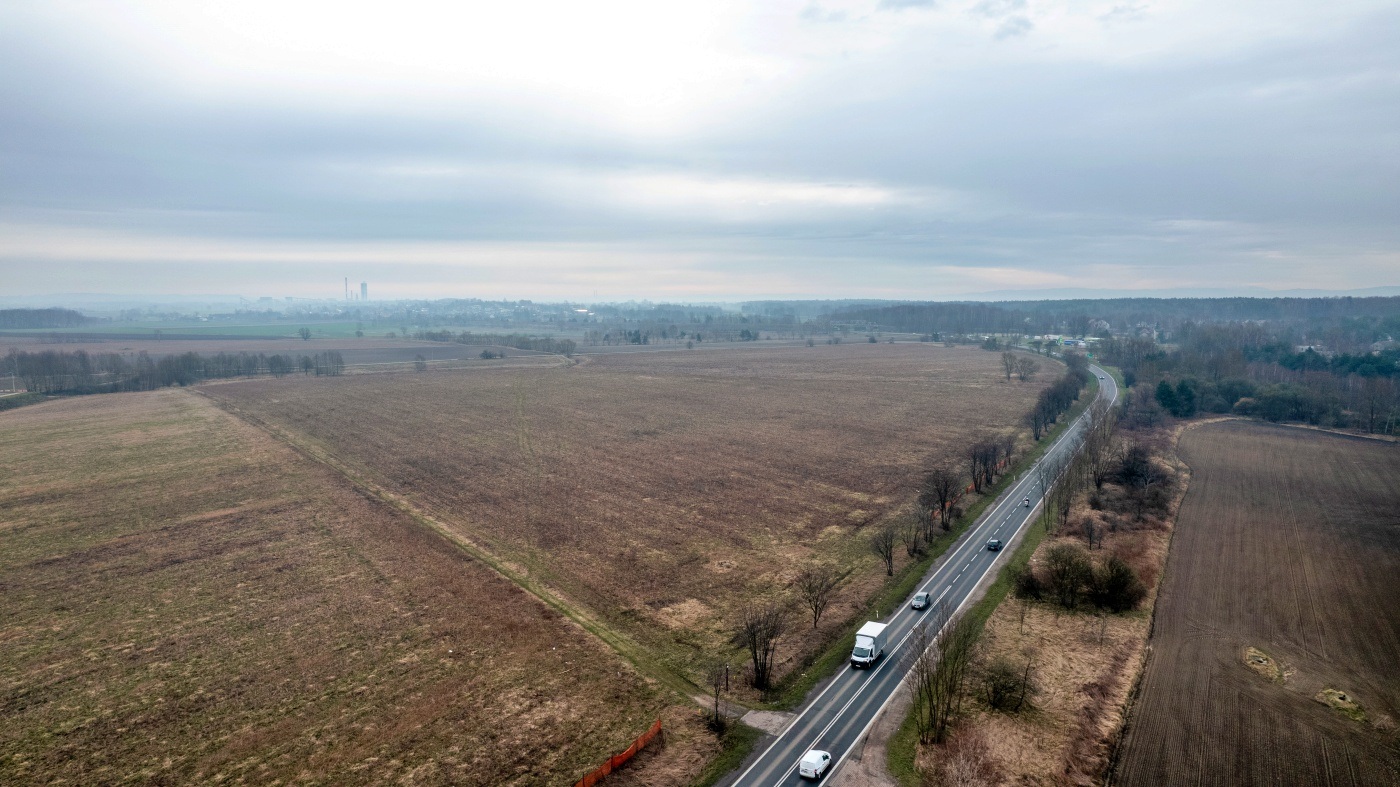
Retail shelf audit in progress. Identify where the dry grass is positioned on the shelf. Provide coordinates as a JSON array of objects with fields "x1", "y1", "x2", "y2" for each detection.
[
  {"x1": 917, "y1": 428, "x2": 1186, "y2": 787},
  {"x1": 204, "y1": 343, "x2": 1048, "y2": 685},
  {"x1": 0, "y1": 390, "x2": 699, "y2": 786}
]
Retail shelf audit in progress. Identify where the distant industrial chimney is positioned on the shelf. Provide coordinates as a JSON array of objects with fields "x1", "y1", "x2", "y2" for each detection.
[
  {"x1": 361, "y1": 282, "x2": 368, "y2": 301},
  {"x1": 344, "y1": 277, "x2": 349, "y2": 301}
]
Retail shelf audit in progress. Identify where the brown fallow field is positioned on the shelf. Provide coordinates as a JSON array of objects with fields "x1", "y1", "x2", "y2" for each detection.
[
  {"x1": 1113, "y1": 420, "x2": 1400, "y2": 786},
  {"x1": 206, "y1": 343, "x2": 1051, "y2": 686},
  {"x1": 0, "y1": 390, "x2": 700, "y2": 786}
]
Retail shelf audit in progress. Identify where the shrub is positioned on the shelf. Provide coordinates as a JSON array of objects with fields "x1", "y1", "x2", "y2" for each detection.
[
  {"x1": 1011, "y1": 565, "x2": 1043, "y2": 601},
  {"x1": 1043, "y1": 542, "x2": 1093, "y2": 608},
  {"x1": 1088, "y1": 554, "x2": 1147, "y2": 612},
  {"x1": 981, "y1": 657, "x2": 1037, "y2": 712}
]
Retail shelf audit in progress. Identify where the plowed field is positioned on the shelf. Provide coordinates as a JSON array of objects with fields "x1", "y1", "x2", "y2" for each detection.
[
  {"x1": 206, "y1": 343, "x2": 1047, "y2": 677},
  {"x1": 1113, "y1": 420, "x2": 1400, "y2": 786},
  {"x1": 0, "y1": 391, "x2": 681, "y2": 786}
]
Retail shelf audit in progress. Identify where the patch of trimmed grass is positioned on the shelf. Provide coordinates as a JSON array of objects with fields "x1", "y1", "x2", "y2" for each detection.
[{"x1": 887, "y1": 705, "x2": 923, "y2": 787}]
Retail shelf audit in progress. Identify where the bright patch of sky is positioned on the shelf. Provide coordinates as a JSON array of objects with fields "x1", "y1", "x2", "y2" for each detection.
[{"x1": 1, "y1": 0, "x2": 1397, "y2": 299}]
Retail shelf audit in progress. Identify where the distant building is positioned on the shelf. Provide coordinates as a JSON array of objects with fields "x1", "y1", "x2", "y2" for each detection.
[{"x1": 360, "y1": 282, "x2": 368, "y2": 301}]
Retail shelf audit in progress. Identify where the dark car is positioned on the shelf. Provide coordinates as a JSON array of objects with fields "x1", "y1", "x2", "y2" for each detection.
[{"x1": 986, "y1": 539, "x2": 1003, "y2": 551}]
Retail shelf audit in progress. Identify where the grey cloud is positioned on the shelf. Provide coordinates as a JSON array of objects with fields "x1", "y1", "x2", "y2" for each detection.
[
  {"x1": 993, "y1": 16, "x2": 1033, "y2": 38},
  {"x1": 800, "y1": 4, "x2": 849, "y2": 23},
  {"x1": 1100, "y1": 4, "x2": 1149, "y2": 23},
  {"x1": 877, "y1": 0, "x2": 938, "y2": 10},
  {"x1": 2, "y1": 3, "x2": 1398, "y2": 298},
  {"x1": 972, "y1": 0, "x2": 1026, "y2": 19}
]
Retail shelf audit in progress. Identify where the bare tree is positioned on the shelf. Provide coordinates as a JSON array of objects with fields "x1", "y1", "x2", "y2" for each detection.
[
  {"x1": 918, "y1": 463, "x2": 965, "y2": 533},
  {"x1": 1117, "y1": 441, "x2": 1163, "y2": 520},
  {"x1": 794, "y1": 564, "x2": 842, "y2": 629},
  {"x1": 298, "y1": 327, "x2": 312, "y2": 341},
  {"x1": 705, "y1": 660, "x2": 729, "y2": 731},
  {"x1": 737, "y1": 601, "x2": 787, "y2": 691},
  {"x1": 981, "y1": 656, "x2": 1037, "y2": 713},
  {"x1": 1083, "y1": 516, "x2": 1103, "y2": 550},
  {"x1": 966, "y1": 437, "x2": 1000, "y2": 494},
  {"x1": 901, "y1": 519, "x2": 923, "y2": 558},
  {"x1": 1083, "y1": 397, "x2": 1117, "y2": 491},
  {"x1": 966, "y1": 440, "x2": 986, "y2": 494},
  {"x1": 999, "y1": 433, "x2": 1017, "y2": 469},
  {"x1": 1034, "y1": 454, "x2": 1060, "y2": 504},
  {"x1": 1048, "y1": 473, "x2": 1075, "y2": 533},
  {"x1": 905, "y1": 622, "x2": 939, "y2": 742},
  {"x1": 1014, "y1": 357, "x2": 1040, "y2": 381},
  {"x1": 1043, "y1": 543, "x2": 1093, "y2": 608},
  {"x1": 1001, "y1": 351, "x2": 1017, "y2": 381},
  {"x1": 904, "y1": 602, "x2": 982, "y2": 744},
  {"x1": 871, "y1": 523, "x2": 898, "y2": 576},
  {"x1": 1027, "y1": 403, "x2": 1051, "y2": 441}
]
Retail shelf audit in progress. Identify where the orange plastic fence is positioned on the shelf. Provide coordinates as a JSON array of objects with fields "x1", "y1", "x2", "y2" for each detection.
[{"x1": 573, "y1": 718, "x2": 663, "y2": 787}]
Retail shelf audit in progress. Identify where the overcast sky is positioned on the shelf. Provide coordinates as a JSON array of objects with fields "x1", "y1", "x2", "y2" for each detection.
[{"x1": 2, "y1": 0, "x2": 1398, "y2": 301}]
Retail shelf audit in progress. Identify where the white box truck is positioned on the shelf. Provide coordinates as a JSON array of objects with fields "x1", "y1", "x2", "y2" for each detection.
[{"x1": 850, "y1": 621, "x2": 888, "y2": 669}]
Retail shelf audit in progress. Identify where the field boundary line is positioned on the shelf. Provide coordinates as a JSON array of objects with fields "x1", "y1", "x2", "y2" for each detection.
[{"x1": 187, "y1": 388, "x2": 700, "y2": 701}]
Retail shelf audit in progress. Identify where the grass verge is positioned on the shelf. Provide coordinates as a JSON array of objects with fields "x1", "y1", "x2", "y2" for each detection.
[
  {"x1": 693, "y1": 722, "x2": 764, "y2": 787},
  {"x1": 887, "y1": 706, "x2": 922, "y2": 787},
  {"x1": 883, "y1": 491, "x2": 1054, "y2": 787},
  {"x1": 763, "y1": 377, "x2": 1099, "y2": 712},
  {"x1": 882, "y1": 379, "x2": 1099, "y2": 786}
]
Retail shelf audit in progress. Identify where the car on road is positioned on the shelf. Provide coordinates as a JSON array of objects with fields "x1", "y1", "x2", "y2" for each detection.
[
  {"x1": 799, "y1": 749, "x2": 832, "y2": 780},
  {"x1": 911, "y1": 591, "x2": 931, "y2": 610},
  {"x1": 1099, "y1": 375, "x2": 1105, "y2": 380},
  {"x1": 1023, "y1": 497, "x2": 1031, "y2": 507},
  {"x1": 986, "y1": 538, "x2": 1003, "y2": 551}
]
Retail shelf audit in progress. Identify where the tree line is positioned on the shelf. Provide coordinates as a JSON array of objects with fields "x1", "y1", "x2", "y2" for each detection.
[
  {"x1": 414, "y1": 330, "x2": 577, "y2": 356},
  {"x1": 0, "y1": 308, "x2": 89, "y2": 329},
  {"x1": 6, "y1": 348, "x2": 345, "y2": 394}
]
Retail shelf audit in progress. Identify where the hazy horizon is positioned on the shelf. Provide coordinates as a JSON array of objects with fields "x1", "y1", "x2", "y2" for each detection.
[{"x1": 4, "y1": 1, "x2": 1399, "y2": 300}]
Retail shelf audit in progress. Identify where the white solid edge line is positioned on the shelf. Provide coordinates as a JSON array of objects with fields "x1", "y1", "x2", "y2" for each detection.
[
  {"x1": 821, "y1": 368, "x2": 1114, "y2": 785},
  {"x1": 735, "y1": 366, "x2": 1114, "y2": 786}
]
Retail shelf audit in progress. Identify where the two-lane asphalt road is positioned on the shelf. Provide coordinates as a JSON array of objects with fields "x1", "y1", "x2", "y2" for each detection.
[{"x1": 727, "y1": 364, "x2": 1119, "y2": 787}]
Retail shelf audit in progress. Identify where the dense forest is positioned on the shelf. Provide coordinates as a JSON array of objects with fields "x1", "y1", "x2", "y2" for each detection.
[
  {"x1": 1097, "y1": 327, "x2": 1400, "y2": 434},
  {"x1": 0, "y1": 308, "x2": 89, "y2": 329}
]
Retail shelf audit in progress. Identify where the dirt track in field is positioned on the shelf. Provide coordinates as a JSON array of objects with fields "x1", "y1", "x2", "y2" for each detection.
[
  {"x1": 0, "y1": 390, "x2": 692, "y2": 786},
  {"x1": 1112, "y1": 420, "x2": 1400, "y2": 786},
  {"x1": 204, "y1": 343, "x2": 1049, "y2": 681}
]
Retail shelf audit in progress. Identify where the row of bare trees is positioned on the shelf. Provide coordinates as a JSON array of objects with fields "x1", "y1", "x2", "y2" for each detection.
[
  {"x1": 732, "y1": 359, "x2": 1090, "y2": 701},
  {"x1": 6, "y1": 348, "x2": 346, "y2": 394},
  {"x1": 1026, "y1": 353, "x2": 1094, "y2": 440},
  {"x1": 729, "y1": 562, "x2": 848, "y2": 695},
  {"x1": 966, "y1": 434, "x2": 1016, "y2": 494},
  {"x1": 904, "y1": 602, "x2": 983, "y2": 744},
  {"x1": 1000, "y1": 351, "x2": 1040, "y2": 382}
]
